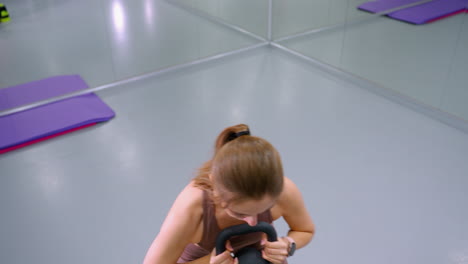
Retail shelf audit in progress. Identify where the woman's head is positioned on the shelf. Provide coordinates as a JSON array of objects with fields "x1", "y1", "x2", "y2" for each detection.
[{"x1": 194, "y1": 124, "x2": 284, "y2": 217}]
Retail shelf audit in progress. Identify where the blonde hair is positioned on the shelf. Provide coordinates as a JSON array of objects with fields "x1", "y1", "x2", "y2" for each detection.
[{"x1": 193, "y1": 124, "x2": 284, "y2": 203}]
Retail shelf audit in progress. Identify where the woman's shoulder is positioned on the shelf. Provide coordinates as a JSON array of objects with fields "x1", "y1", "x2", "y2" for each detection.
[
  {"x1": 142, "y1": 182, "x2": 206, "y2": 262},
  {"x1": 160, "y1": 181, "x2": 205, "y2": 241},
  {"x1": 175, "y1": 181, "x2": 205, "y2": 215},
  {"x1": 276, "y1": 177, "x2": 303, "y2": 209},
  {"x1": 281, "y1": 177, "x2": 298, "y2": 197}
]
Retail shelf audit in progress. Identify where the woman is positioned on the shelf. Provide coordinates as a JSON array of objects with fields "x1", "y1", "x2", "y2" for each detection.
[{"x1": 144, "y1": 124, "x2": 315, "y2": 264}]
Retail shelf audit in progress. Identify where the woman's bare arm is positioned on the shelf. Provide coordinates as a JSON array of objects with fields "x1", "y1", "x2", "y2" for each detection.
[
  {"x1": 143, "y1": 183, "x2": 203, "y2": 264},
  {"x1": 278, "y1": 177, "x2": 315, "y2": 249}
]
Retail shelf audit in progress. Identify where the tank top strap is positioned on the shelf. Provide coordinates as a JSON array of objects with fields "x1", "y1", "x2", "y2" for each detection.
[
  {"x1": 258, "y1": 208, "x2": 273, "y2": 224},
  {"x1": 198, "y1": 190, "x2": 221, "y2": 250}
]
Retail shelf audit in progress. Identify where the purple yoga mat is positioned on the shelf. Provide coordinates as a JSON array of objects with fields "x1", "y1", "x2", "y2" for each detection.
[
  {"x1": 358, "y1": 0, "x2": 424, "y2": 13},
  {"x1": 358, "y1": 0, "x2": 468, "y2": 24},
  {"x1": 389, "y1": 0, "x2": 468, "y2": 24},
  {"x1": 0, "y1": 75, "x2": 115, "y2": 151}
]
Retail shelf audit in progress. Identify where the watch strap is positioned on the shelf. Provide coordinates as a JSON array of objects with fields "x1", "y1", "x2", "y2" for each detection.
[{"x1": 283, "y1": 236, "x2": 296, "y2": 256}]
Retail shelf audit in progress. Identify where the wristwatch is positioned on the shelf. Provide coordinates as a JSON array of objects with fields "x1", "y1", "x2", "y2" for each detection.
[{"x1": 283, "y1": 236, "x2": 296, "y2": 256}]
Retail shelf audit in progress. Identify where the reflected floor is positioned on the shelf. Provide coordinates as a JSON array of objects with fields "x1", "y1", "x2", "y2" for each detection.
[
  {"x1": 281, "y1": 13, "x2": 468, "y2": 121},
  {"x1": 0, "y1": 0, "x2": 258, "y2": 88}
]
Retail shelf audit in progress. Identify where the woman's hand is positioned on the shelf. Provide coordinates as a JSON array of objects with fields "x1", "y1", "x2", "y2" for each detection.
[
  {"x1": 210, "y1": 241, "x2": 238, "y2": 264},
  {"x1": 261, "y1": 238, "x2": 289, "y2": 264}
]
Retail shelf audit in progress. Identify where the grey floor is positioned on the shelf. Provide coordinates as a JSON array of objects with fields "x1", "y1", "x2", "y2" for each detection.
[{"x1": 1, "y1": 1, "x2": 468, "y2": 264}]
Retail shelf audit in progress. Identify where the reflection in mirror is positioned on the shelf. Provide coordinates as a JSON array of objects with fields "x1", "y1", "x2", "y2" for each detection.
[{"x1": 278, "y1": 0, "x2": 468, "y2": 123}]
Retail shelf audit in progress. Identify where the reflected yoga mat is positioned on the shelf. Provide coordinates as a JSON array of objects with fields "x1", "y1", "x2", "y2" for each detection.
[
  {"x1": 358, "y1": 0, "x2": 468, "y2": 24},
  {"x1": 0, "y1": 75, "x2": 115, "y2": 154}
]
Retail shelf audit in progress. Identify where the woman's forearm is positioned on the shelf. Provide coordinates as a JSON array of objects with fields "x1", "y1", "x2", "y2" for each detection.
[{"x1": 286, "y1": 229, "x2": 315, "y2": 249}]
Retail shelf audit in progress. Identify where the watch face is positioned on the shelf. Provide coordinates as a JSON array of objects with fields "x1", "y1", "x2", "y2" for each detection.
[{"x1": 289, "y1": 242, "x2": 296, "y2": 256}]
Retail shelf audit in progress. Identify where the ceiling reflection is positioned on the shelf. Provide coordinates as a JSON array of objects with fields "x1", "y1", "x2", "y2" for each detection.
[
  {"x1": 112, "y1": 0, "x2": 127, "y2": 42},
  {"x1": 144, "y1": 0, "x2": 155, "y2": 29}
]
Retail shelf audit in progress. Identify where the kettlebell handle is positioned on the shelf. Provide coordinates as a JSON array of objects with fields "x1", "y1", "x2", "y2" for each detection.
[{"x1": 215, "y1": 222, "x2": 278, "y2": 255}]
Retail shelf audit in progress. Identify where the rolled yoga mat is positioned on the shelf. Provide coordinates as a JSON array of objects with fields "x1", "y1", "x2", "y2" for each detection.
[
  {"x1": 0, "y1": 75, "x2": 115, "y2": 154},
  {"x1": 358, "y1": 0, "x2": 468, "y2": 24}
]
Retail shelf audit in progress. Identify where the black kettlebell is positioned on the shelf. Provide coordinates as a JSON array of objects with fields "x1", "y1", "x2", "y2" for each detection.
[{"x1": 215, "y1": 221, "x2": 278, "y2": 264}]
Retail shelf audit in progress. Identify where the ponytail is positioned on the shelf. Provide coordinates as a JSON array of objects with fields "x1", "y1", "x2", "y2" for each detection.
[
  {"x1": 214, "y1": 124, "x2": 251, "y2": 154},
  {"x1": 193, "y1": 124, "x2": 251, "y2": 194},
  {"x1": 193, "y1": 124, "x2": 283, "y2": 202}
]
